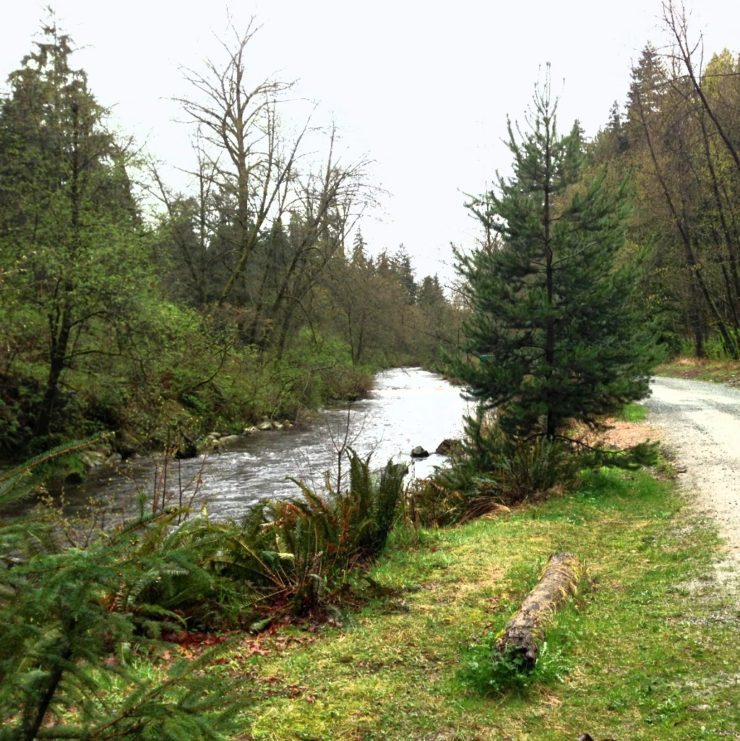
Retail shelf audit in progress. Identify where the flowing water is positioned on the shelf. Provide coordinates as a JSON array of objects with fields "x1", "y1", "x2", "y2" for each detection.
[{"x1": 65, "y1": 367, "x2": 472, "y2": 520}]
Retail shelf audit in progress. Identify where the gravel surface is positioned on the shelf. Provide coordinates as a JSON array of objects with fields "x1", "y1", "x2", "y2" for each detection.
[{"x1": 646, "y1": 376, "x2": 740, "y2": 577}]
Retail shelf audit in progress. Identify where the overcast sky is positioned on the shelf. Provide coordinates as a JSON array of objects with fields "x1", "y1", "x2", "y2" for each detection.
[{"x1": 2, "y1": 1, "x2": 737, "y2": 283}]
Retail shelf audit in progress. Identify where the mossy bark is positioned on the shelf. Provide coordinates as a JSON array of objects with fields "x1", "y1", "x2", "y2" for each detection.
[{"x1": 496, "y1": 552, "x2": 581, "y2": 669}]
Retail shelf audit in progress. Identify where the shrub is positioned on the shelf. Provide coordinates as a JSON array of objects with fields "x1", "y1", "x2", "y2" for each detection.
[
  {"x1": 208, "y1": 452, "x2": 407, "y2": 616},
  {"x1": 404, "y1": 478, "x2": 471, "y2": 527},
  {"x1": 461, "y1": 631, "x2": 570, "y2": 696},
  {"x1": 417, "y1": 402, "x2": 660, "y2": 527},
  {"x1": 0, "y1": 446, "x2": 245, "y2": 738},
  {"x1": 431, "y1": 408, "x2": 580, "y2": 516}
]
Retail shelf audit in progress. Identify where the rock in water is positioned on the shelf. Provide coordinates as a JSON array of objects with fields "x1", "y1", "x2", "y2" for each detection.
[
  {"x1": 216, "y1": 434, "x2": 244, "y2": 450},
  {"x1": 410, "y1": 446, "x2": 430, "y2": 458},
  {"x1": 175, "y1": 436, "x2": 198, "y2": 460},
  {"x1": 436, "y1": 438, "x2": 463, "y2": 456}
]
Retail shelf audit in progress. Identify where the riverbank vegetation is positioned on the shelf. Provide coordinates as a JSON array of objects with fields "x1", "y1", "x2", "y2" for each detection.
[
  {"x1": 0, "y1": 23, "x2": 462, "y2": 465},
  {"x1": 0, "y1": 446, "x2": 409, "y2": 737},
  {"x1": 1, "y1": 2, "x2": 738, "y2": 737},
  {"x1": 231, "y1": 466, "x2": 737, "y2": 739},
  {"x1": 6, "y1": 437, "x2": 736, "y2": 739}
]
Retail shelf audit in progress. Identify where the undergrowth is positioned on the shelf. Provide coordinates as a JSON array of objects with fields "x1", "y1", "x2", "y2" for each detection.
[
  {"x1": 229, "y1": 466, "x2": 738, "y2": 740},
  {"x1": 407, "y1": 405, "x2": 658, "y2": 526},
  {"x1": 0, "y1": 443, "x2": 406, "y2": 736}
]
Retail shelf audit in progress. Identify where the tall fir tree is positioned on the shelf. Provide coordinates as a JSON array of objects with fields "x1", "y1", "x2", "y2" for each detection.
[{"x1": 455, "y1": 82, "x2": 655, "y2": 439}]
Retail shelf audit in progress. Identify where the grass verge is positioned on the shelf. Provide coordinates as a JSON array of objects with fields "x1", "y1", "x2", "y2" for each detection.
[
  {"x1": 618, "y1": 401, "x2": 648, "y2": 422},
  {"x1": 657, "y1": 357, "x2": 740, "y2": 387},
  {"x1": 187, "y1": 464, "x2": 739, "y2": 740}
]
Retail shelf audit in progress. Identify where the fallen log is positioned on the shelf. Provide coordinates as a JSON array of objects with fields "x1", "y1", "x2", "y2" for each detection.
[{"x1": 495, "y1": 552, "x2": 581, "y2": 670}]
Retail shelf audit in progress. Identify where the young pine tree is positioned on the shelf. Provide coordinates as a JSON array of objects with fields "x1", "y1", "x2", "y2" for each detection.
[{"x1": 455, "y1": 83, "x2": 654, "y2": 440}]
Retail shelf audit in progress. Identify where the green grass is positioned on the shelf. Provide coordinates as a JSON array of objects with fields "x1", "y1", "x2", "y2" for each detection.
[
  {"x1": 618, "y1": 402, "x2": 648, "y2": 422},
  {"x1": 195, "y1": 466, "x2": 739, "y2": 739},
  {"x1": 657, "y1": 357, "x2": 740, "y2": 387}
]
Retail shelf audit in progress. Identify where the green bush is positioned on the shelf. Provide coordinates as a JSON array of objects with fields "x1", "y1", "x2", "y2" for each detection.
[
  {"x1": 0, "y1": 447, "x2": 245, "y2": 738},
  {"x1": 417, "y1": 404, "x2": 659, "y2": 527},
  {"x1": 431, "y1": 408, "x2": 580, "y2": 516},
  {"x1": 124, "y1": 451, "x2": 407, "y2": 622},
  {"x1": 203, "y1": 452, "x2": 407, "y2": 616},
  {"x1": 461, "y1": 629, "x2": 571, "y2": 696}
]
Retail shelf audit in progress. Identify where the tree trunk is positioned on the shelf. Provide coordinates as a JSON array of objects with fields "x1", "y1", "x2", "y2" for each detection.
[
  {"x1": 542, "y1": 104, "x2": 556, "y2": 439},
  {"x1": 36, "y1": 345, "x2": 65, "y2": 437},
  {"x1": 495, "y1": 552, "x2": 581, "y2": 670}
]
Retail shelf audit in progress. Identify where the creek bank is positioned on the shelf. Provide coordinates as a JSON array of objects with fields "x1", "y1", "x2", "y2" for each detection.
[
  {"x1": 57, "y1": 368, "x2": 472, "y2": 520},
  {"x1": 201, "y1": 421, "x2": 296, "y2": 454},
  {"x1": 202, "y1": 465, "x2": 738, "y2": 739},
  {"x1": 48, "y1": 418, "x2": 305, "y2": 486},
  {"x1": 49, "y1": 366, "x2": 377, "y2": 486}
]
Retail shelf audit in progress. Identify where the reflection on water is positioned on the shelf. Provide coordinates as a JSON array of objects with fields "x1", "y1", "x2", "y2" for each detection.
[{"x1": 64, "y1": 368, "x2": 472, "y2": 520}]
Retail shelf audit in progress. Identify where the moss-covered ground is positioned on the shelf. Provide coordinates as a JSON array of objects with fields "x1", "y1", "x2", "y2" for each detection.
[{"x1": 197, "y1": 462, "x2": 739, "y2": 739}]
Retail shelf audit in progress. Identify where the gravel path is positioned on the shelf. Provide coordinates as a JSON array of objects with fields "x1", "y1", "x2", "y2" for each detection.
[{"x1": 646, "y1": 376, "x2": 740, "y2": 576}]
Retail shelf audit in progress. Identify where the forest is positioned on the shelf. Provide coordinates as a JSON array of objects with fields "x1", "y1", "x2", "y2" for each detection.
[
  {"x1": 0, "y1": 22, "x2": 462, "y2": 464},
  {"x1": 1, "y1": 2, "x2": 739, "y2": 738},
  {"x1": 1, "y1": 5, "x2": 739, "y2": 464},
  {"x1": 1, "y1": 9, "x2": 737, "y2": 465}
]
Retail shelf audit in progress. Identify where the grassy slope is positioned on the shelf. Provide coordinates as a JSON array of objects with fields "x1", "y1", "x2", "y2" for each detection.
[
  {"x1": 207, "y1": 465, "x2": 739, "y2": 739},
  {"x1": 657, "y1": 357, "x2": 740, "y2": 387}
]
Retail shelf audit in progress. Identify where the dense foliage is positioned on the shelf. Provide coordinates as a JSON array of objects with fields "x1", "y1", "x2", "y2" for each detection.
[
  {"x1": 0, "y1": 448, "x2": 244, "y2": 739},
  {"x1": 0, "y1": 24, "x2": 461, "y2": 463},
  {"x1": 455, "y1": 84, "x2": 654, "y2": 440},
  {"x1": 0, "y1": 444, "x2": 406, "y2": 736},
  {"x1": 588, "y1": 5, "x2": 739, "y2": 358}
]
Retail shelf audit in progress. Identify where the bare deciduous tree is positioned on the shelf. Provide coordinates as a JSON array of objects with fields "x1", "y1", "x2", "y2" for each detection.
[{"x1": 174, "y1": 21, "x2": 373, "y2": 358}]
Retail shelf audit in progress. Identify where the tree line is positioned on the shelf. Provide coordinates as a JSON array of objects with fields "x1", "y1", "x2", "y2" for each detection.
[
  {"x1": 1, "y1": 3, "x2": 736, "y2": 463},
  {"x1": 0, "y1": 22, "x2": 461, "y2": 460},
  {"x1": 588, "y1": 3, "x2": 739, "y2": 358}
]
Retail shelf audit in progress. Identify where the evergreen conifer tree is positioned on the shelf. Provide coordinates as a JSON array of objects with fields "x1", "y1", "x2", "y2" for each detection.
[{"x1": 455, "y1": 82, "x2": 654, "y2": 440}]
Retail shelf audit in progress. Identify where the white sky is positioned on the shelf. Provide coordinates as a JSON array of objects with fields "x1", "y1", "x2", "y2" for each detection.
[{"x1": 2, "y1": 1, "x2": 737, "y2": 283}]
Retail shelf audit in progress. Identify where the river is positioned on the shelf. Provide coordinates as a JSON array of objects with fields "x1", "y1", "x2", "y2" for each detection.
[{"x1": 65, "y1": 367, "x2": 472, "y2": 520}]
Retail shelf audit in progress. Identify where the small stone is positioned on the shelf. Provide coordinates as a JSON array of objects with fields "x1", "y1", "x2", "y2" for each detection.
[{"x1": 217, "y1": 434, "x2": 244, "y2": 449}]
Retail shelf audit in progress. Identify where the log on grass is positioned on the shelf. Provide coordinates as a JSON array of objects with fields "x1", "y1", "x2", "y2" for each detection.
[{"x1": 495, "y1": 552, "x2": 581, "y2": 670}]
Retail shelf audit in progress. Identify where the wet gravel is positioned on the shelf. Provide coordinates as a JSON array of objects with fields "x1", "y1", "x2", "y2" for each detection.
[{"x1": 646, "y1": 376, "x2": 740, "y2": 575}]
